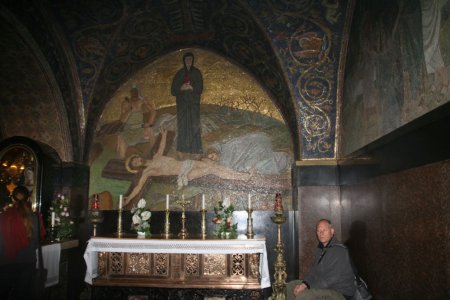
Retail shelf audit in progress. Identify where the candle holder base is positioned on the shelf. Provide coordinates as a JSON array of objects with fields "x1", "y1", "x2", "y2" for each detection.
[
  {"x1": 48, "y1": 226, "x2": 59, "y2": 242},
  {"x1": 178, "y1": 229, "x2": 188, "y2": 239}
]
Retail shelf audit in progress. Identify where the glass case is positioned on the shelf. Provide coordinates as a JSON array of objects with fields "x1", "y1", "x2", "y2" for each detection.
[{"x1": 0, "y1": 144, "x2": 39, "y2": 211}]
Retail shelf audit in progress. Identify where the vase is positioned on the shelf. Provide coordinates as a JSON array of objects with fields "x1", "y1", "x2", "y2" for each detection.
[
  {"x1": 220, "y1": 231, "x2": 230, "y2": 239},
  {"x1": 137, "y1": 231, "x2": 146, "y2": 238}
]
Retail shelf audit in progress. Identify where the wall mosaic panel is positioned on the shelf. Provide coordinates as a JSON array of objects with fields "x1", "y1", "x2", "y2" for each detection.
[
  {"x1": 342, "y1": 0, "x2": 450, "y2": 155},
  {"x1": 89, "y1": 49, "x2": 293, "y2": 211}
]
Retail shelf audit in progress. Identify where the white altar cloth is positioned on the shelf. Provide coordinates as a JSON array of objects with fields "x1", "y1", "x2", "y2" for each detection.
[
  {"x1": 42, "y1": 243, "x2": 61, "y2": 287},
  {"x1": 84, "y1": 235, "x2": 271, "y2": 289}
]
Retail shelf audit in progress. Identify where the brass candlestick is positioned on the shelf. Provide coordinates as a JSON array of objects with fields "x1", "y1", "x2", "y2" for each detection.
[
  {"x1": 49, "y1": 225, "x2": 59, "y2": 242},
  {"x1": 201, "y1": 208, "x2": 207, "y2": 238},
  {"x1": 117, "y1": 208, "x2": 123, "y2": 237},
  {"x1": 246, "y1": 208, "x2": 254, "y2": 239},
  {"x1": 164, "y1": 209, "x2": 171, "y2": 238},
  {"x1": 176, "y1": 195, "x2": 190, "y2": 238},
  {"x1": 89, "y1": 209, "x2": 104, "y2": 237},
  {"x1": 269, "y1": 212, "x2": 287, "y2": 300}
]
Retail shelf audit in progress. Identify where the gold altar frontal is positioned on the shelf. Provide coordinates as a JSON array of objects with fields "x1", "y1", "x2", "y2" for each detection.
[{"x1": 84, "y1": 235, "x2": 271, "y2": 290}]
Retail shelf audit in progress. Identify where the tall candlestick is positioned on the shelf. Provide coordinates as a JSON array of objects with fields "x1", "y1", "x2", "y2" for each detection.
[
  {"x1": 177, "y1": 194, "x2": 190, "y2": 238},
  {"x1": 248, "y1": 194, "x2": 251, "y2": 209},
  {"x1": 51, "y1": 212, "x2": 55, "y2": 227},
  {"x1": 166, "y1": 194, "x2": 169, "y2": 210},
  {"x1": 202, "y1": 194, "x2": 205, "y2": 209},
  {"x1": 119, "y1": 194, "x2": 123, "y2": 210}
]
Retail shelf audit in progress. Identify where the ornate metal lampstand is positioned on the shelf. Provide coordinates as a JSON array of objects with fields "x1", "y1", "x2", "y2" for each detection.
[
  {"x1": 269, "y1": 193, "x2": 287, "y2": 300},
  {"x1": 176, "y1": 195, "x2": 190, "y2": 238},
  {"x1": 89, "y1": 209, "x2": 104, "y2": 237}
]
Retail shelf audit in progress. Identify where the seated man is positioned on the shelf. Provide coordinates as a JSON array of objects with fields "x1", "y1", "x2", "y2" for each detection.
[{"x1": 287, "y1": 219, "x2": 355, "y2": 300}]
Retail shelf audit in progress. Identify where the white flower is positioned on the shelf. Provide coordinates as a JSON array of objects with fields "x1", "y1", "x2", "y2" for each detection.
[
  {"x1": 223, "y1": 197, "x2": 230, "y2": 207},
  {"x1": 132, "y1": 214, "x2": 141, "y2": 225},
  {"x1": 61, "y1": 195, "x2": 65, "y2": 200},
  {"x1": 141, "y1": 211, "x2": 151, "y2": 221},
  {"x1": 137, "y1": 198, "x2": 146, "y2": 208}
]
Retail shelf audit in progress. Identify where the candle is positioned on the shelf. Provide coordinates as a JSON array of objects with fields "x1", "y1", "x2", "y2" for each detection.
[
  {"x1": 51, "y1": 212, "x2": 55, "y2": 227},
  {"x1": 248, "y1": 194, "x2": 251, "y2": 209},
  {"x1": 119, "y1": 194, "x2": 123, "y2": 210},
  {"x1": 202, "y1": 194, "x2": 205, "y2": 209},
  {"x1": 166, "y1": 194, "x2": 169, "y2": 210}
]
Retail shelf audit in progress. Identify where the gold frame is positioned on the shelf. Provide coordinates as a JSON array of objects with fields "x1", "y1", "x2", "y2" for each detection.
[{"x1": 0, "y1": 144, "x2": 39, "y2": 211}]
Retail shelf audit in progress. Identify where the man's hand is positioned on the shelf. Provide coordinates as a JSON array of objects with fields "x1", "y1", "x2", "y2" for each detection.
[{"x1": 293, "y1": 283, "x2": 308, "y2": 296}]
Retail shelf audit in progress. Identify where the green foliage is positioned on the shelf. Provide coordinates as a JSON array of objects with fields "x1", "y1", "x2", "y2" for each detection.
[
  {"x1": 48, "y1": 194, "x2": 74, "y2": 240},
  {"x1": 212, "y1": 199, "x2": 237, "y2": 238}
]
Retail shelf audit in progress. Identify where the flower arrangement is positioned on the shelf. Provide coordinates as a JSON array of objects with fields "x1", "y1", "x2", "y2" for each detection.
[
  {"x1": 131, "y1": 198, "x2": 151, "y2": 237},
  {"x1": 212, "y1": 198, "x2": 237, "y2": 238},
  {"x1": 48, "y1": 194, "x2": 74, "y2": 240}
]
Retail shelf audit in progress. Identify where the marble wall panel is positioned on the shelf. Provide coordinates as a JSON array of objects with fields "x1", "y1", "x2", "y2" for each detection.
[{"x1": 341, "y1": 159, "x2": 450, "y2": 299}]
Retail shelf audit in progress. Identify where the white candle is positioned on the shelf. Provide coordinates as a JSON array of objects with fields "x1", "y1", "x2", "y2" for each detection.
[
  {"x1": 248, "y1": 194, "x2": 251, "y2": 209},
  {"x1": 166, "y1": 194, "x2": 169, "y2": 210},
  {"x1": 119, "y1": 194, "x2": 123, "y2": 210},
  {"x1": 202, "y1": 194, "x2": 205, "y2": 209},
  {"x1": 51, "y1": 212, "x2": 55, "y2": 227}
]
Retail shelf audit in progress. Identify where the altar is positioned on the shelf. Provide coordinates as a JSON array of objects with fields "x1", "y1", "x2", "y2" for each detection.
[{"x1": 84, "y1": 235, "x2": 271, "y2": 291}]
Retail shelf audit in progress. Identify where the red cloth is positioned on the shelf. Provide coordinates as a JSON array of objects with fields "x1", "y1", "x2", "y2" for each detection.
[
  {"x1": 0, "y1": 206, "x2": 29, "y2": 259},
  {"x1": 0, "y1": 207, "x2": 45, "y2": 260}
]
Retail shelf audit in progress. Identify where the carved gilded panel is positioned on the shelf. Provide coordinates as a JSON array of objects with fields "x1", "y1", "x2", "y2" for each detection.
[
  {"x1": 109, "y1": 252, "x2": 124, "y2": 275},
  {"x1": 203, "y1": 254, "x2": 226, "y2": 276},
  {"x1": 97, "y1": 252, "x2": 107, "y2": 276},
  {"x1": 231, "y1": 254, "x2": 245, "y2": 276},
  {"x1": 126, "y1": 253, "x2": 151, "y2": 275},
  {"x1": 153, "y1": 253, "x2": 169, "y2": 276},
  {"x1": 249, "y1": 254, "x2": 261, "y2": 279},
  {"x1": 185, "y1": 254, "x2": 200, "y2": 277}
]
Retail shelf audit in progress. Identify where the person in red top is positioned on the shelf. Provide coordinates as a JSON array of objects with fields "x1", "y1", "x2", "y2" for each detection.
[{"x1": 0, "y1": 186, "x2": 45, "y2": 300}]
